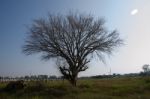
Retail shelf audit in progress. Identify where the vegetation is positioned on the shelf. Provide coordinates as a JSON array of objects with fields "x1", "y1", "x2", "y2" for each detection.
[{"x1": 1, "y1": 77, "x2": 150, "y2": 99}]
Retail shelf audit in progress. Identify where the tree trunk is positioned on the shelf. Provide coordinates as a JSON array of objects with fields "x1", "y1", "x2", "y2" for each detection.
[
  {"x1": 59, "y1": 66, "x2": 78, "y2": 87},
  {"x1": 70, "y1": 74, "x2": 77, "y2": 87}
]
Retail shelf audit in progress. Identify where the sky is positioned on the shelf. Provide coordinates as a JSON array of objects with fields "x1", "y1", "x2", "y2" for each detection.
[{"x1": 0, "y1": 0, "x2": 150, "y2": 77}]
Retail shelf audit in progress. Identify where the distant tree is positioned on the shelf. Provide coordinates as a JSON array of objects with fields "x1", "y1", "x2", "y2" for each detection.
[
  {"x1": 49, "y1": 75, "x2": 57, "y2": 79},
  {"x1": 24, "y1": 76, "x2": 30, "y2": 81},
  {"x1": 142, "y1": 64, "x2": 150, "y2": 73},
  {"x1": 23, "y1": 12, "x2": 123, "y2": 86},
  {"x1": 30, "y1": 75, "x2": 37, "y2": 80},
  {"x1": 36, "y1": 75, "x2": 48, "y2": 81}
]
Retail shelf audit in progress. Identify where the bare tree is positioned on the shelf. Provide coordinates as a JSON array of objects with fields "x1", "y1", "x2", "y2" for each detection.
[
  {"x1": 142, "y1": 64, "x2": 150, "y2": 73},
  {"x1": 23, "y1": 13, "x2": 123, "y2": 86}
]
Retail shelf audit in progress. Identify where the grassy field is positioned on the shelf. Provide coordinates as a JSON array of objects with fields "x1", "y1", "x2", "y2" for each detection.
[{"x1": 0, "y1": 77, "x2": 150, "y2": 99}]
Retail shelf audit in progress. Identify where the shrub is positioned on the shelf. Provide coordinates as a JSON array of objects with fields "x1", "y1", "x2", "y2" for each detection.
[{"x1": 5, "y1": 80, "x2": 25, "y2": 91}]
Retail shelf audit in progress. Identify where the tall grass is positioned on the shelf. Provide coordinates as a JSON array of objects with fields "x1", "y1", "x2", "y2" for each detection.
[{"x1": 0, "y1": 77, "x2": 150, "y2": 99}]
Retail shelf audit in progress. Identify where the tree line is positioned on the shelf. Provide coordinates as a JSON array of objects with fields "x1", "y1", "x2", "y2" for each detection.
[{"x1": 0, "y1": 75, "x2": 59, "y2": 82}]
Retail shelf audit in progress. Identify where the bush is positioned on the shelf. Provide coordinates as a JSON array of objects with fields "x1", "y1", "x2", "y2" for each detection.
[{"x1": 5, "y1": 80, "x2": 25, "y2": 91}]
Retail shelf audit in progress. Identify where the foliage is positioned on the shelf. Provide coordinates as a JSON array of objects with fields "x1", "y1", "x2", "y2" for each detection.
[{"x1": 4, "y1": 80, "x2": 25, "y2": 92}]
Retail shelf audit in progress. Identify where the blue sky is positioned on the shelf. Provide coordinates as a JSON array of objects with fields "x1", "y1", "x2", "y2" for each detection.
[{"x1": 0, "y1": 0, "x2": 150, "y2": 77}]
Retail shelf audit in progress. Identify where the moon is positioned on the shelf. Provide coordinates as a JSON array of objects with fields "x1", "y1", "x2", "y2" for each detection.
[{"x1": 131, "y1": 9, "x2": 138, "y2": 15}]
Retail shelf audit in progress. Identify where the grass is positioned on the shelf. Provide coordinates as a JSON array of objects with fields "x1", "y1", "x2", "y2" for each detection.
[{"x1": 0, "y1": 77, "x2": 150, "y2": 99}]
